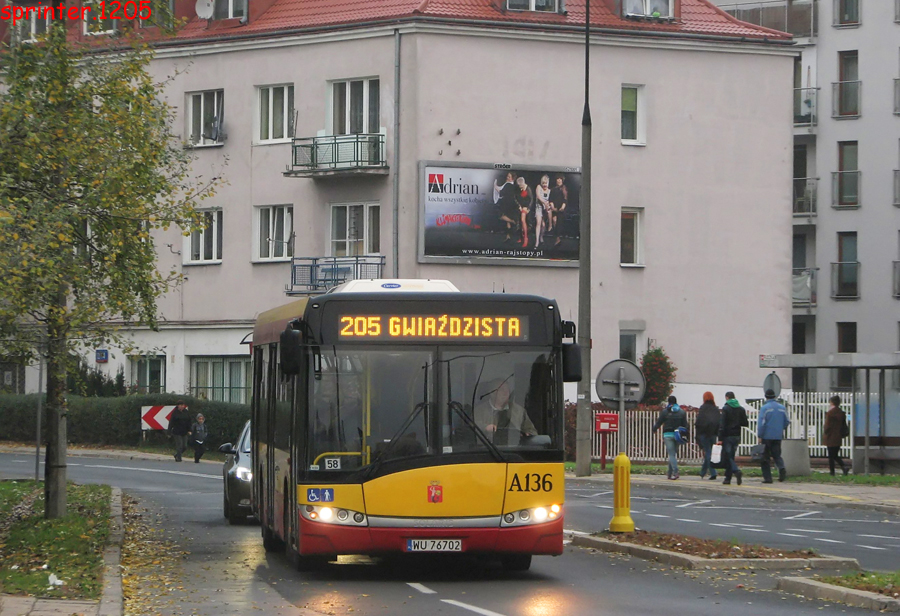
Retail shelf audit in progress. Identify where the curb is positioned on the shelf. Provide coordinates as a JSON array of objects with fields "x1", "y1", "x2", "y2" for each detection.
[
  {"x1": 777, "y1": 577, "x2": 900, "y2": 612},
  {"x1": 0, "y1": 446, "x2": 220, "y2": 465},
  {"x1": 569, "y1": 534, "x2": 860, "y2": 571},
  {"x1": 98, "y1": 487, "x2": 124, "y2": 616}
]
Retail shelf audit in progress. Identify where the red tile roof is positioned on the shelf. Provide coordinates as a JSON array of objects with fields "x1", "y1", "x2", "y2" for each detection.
[{"x1": 168, "y1": 0, "x2": 792, "y2": 44}]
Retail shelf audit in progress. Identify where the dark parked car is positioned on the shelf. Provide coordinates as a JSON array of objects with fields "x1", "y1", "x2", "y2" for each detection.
[{"x1": 219, "y1": 420, "x2": 253, "y2": 524}]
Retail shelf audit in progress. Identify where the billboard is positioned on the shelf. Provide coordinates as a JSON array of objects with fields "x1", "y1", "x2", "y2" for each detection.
[{"x1": 418, "y1": 162, "x2": 581, "y2": 266}]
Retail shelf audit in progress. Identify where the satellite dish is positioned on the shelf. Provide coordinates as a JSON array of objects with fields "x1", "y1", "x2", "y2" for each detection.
[
  {"x1": 763, "y1": 371, "x2": 782, "y2": 398},
  {"x1": 595, "y1": 359, "x2": 646, "y2": 409},
  {"x1": 195, "y1": 0, "x2": 214, "y2": 20}
]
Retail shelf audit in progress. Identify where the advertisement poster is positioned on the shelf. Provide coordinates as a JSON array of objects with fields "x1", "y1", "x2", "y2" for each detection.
[{"x1": 419, "y1": 163, "x2": 581, "y2": 265}]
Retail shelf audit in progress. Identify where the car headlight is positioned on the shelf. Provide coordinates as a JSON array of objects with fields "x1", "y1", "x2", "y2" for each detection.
[
  {"x1": 500, "y1": 504, "x2": 562, "y2": 527},
  {"x1": 301, "y1": 505, "x2": 367, "y2": 526},
  {"x1": 236, "y1": 468, "x2": 252, "y2": 482}
]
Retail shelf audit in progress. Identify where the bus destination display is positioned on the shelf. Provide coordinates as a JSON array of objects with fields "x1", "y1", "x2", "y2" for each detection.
[{"x1": 337, "y1": 314, "x2": 529, "y2": 341}]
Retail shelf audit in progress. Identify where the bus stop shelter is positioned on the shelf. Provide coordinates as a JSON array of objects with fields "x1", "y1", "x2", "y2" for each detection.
[{"x1": 759, "y1": 353, "x2": 900, "y2": 475}]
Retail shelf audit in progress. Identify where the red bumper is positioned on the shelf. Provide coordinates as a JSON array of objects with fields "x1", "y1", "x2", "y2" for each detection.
[{"x1": 299, "y1": 516, "x2": 564, "y2": 556}]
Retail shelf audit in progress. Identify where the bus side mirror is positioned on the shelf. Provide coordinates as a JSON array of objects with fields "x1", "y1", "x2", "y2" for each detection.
[
  {"x1": 562, "y1": 343, "x2": 582, "y2": 382},
  {"x1": 280, "y1": 327, "x2": 302, "y2": 376}
]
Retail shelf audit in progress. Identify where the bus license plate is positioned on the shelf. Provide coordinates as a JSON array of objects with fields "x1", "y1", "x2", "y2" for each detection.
[{"x1": 406, "y1": 539, "x2": 462, "y2": 552}]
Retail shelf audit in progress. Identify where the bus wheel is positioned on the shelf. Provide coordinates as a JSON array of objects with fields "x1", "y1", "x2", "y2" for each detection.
[
  {"x1": 501, "y1": 554, "x2": 532, "y2": 572},
  {"x1": 262, "y1": 523, "x2": 283, "y2": 552}
]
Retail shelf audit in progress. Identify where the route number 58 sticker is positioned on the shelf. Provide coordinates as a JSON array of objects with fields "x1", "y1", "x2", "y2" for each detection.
[
  {"x1": 324, "y1": 458, "x2": 341, "y2": 470},
  {"x1": 508, "y1": 473, "x2": 552, "y2": 492}
]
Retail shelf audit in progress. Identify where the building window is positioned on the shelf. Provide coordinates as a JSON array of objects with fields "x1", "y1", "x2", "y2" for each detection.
[
  {"x1": 834, "y1": 0, "x2": 859, "y2": 25},
  {"x1": 83, "y1": 0, "x2": 116, "y2": 34},
  {"x1": 138, "y1": 0, "x2": 174, "y2": 27},
  {"x1": 835, "y1": 322, "x2": 857, "y2": 389},
  {"x1": 623, "y1": 0, "x2": 673, "y2": 18},
  {"x1": 191, "y1": 356, "x2": 251, "y2": 404},
  {"x1": 256, "y1": 205, "x2": 293, "y2": 261},
  {"x1": 130, "y1": 356, "x2": 165, "y2": 394},
  {"x1": 621, "y1": 85, "x2": 645, "y2": 144},
  {"x1": 257, "y1": 85, "x2": 294, "y2": 143},
  {"x1": 833, "y1": 231, "x2": 859, "y2": 298},
  {"x1": 186, "y1": 90, "x2": 224, "y2": 146},
  {"x1": 186, "y1": 210, "x2": 223, "y2": 264},
  {"x1": 15, "y1": 8, "x2": 50, "y2": 41},
  {"x1": 213, "y1": 0, "x2": 244, "y2": 19},
  {"x1": 833, "y1": 51, "x2": 860, "y2": 118},
  {"x1": 507, "y1": 0, "x2": 557, "y2": 11},
  {"x1": 331, "y1": 203, "x2": 380, "y2": 257},
  {"x1": 620, "y1": 208, "x2": 643, "y2": 265},
  {"x1": 332, "y1": 79, "x2": 379, "y2": 135},
  {"x1": 834, "y1": 141, "x2": 859, "y2": 207},
  {"x1": 619, "y1": 332, "x2": 638, "y2": 363}
]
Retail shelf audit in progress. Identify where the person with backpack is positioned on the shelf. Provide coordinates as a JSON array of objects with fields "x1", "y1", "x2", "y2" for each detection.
[
  {"x1": 718, "y1": 391, "x2": 748, "y2": 485},
  {"x1": 652, "y1": 395, "x2": 688, "y2": 480},
  {"x1": 695, "y1": 391, "x2": 721, "y2": 481},
  {"x1": 757, "y1": 388, "x2": 791, "y2": 483},
  {"x1": 823, "y1": 395, "x2": 850, "y2": 476}
]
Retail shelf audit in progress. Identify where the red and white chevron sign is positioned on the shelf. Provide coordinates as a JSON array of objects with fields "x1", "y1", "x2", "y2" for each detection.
[{"x1": 141, "y1": 405, "x2": 176, "y2": 431}]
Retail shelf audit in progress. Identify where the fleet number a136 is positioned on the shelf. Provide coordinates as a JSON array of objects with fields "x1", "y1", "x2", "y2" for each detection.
[{"x1": 508, "y1": 473, "x2": 552, "y2": 492}]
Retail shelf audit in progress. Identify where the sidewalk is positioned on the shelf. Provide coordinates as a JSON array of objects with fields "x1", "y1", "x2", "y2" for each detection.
[
  {"x1": 0, "y1": 596, "x2": 99, "y2": 616},
  {"x1": 0, "y1": 444, "x2": 220, "y2": 465},
  {"x1": 567, "y1": 471, "x2": 900, "y2": 515}
]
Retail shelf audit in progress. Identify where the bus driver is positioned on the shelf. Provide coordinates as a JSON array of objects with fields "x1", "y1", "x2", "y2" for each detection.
[{"x1": 474, "y1": 378, "x2": 537, "y2": 443}]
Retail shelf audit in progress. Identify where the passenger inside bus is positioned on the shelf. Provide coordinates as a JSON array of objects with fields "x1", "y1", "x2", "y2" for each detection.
[{"x1": 473, "y1": 377, "x2": 537, "y2": 446}]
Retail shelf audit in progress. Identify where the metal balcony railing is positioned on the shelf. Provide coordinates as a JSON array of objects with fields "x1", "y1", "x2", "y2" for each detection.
[
  {"x1": 287, "y1": 255, "x2": 385, "y2": 293},
  {"x1": 894, "y1": 79, "x2": 900, "y2": 115},
  {"x1": 832, "y1": 170, "x2": 860, "y2": 207},
  {"x1": 831, "y1": 261, "x2": 860, "y2": 299},
  {"x1": 894, "y1": 261, "x2": 900, "y2": 298},
  {"x1": 289, "y1": 133, "x2": 387, "y2": 173},
  {"x1": 832, "y1": 81, "x2": 861, "y2": 117},
  {"x1": 896, "y1": 0, "x2": 900, "y2": 23},
  {"x1": 793, "y1": 87, "x2": 818, "y2": 126},
  {"x1": 719, "y1": 0, "x2": 817, "y2": 38},
  {"x1": 833, "y1": 0, "x2": 859, "y2": 25},
  {"x1": 895, "y1": 170, "x2": 900, "y2": 207},
  {"x1": 793, "y1": 177, "x2": 818, "y2": 215},
  {"x1": 793, "y1": 268, "x2": 818, "y2": 306}
]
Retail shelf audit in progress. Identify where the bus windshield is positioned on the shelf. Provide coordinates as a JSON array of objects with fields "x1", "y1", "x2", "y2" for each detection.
[{"x1": 307, "y1": 346, "x2": 559, "y2": 474}]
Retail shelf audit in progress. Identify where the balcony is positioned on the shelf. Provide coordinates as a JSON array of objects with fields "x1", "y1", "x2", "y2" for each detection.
[
  {"x1": 793, "y1": 87, "x2": 818, "y2": 127},
  {"x1": 895, "y1": 170, "x2": 900, "y2": 207},
  {"x1": 285, "y1": 133, "x2": 388, "y2": 178},
  {"x1": 832, "y1": 170, "x2": 860, "y2": 208},
  {"x1": 793, "y1": 177, "x2": 818, "y2": 216},
  {"x1": 793, "y1": 268, "x2": 818, "y2": 307},
  {"x1": 286, "y1": 255, "x2": 385, "y2": 294},
  {"x1": 719, "y1": 0, "x2": 816, "y2": 38},
  {"x1": 833, "y1": 0, "x2": 859, "y2": 26},
  {"x1": 895, "y1": 79, "x2": 900, "y2": 115},
  {"x1": 896, "y1": 0, "x2": 900, "y2": 22},
  {"x1": 894, "y1": 261, "x2": 900, "y2": 298},
  {"x1": 831, "y1": 261, "x2": 860, "y2": 299},
  {"x1": 832, "y1": 81, "x2": 861, "y2": 118}
]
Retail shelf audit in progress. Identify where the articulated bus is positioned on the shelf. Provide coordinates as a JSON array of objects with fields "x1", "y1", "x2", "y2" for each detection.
[{"x1": 250, "y1": 279, "x2": 581, "y2": 570}]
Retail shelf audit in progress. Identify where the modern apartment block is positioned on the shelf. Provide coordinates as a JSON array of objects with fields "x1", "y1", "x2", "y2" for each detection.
[
  {"x1": 716, "y1": 0, "x2": 900, "y2": 393},
  {"x1": 5, "y1": 0, "x2": 797, "y2": 401}
]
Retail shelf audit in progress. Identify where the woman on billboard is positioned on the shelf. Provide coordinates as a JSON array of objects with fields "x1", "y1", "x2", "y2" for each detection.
[
  {"x1": 514, "y1": 176, "x2": 534, "y2": 248},
  {"x1": 534, "y1": 175, "x2": 551, "y2": 249}
]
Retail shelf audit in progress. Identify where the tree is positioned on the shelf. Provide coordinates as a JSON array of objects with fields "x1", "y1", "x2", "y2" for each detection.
[
  {"x1": 0, "y1": 25, "x2": 220, "y2": 518},
  {"x1": 639, "y1": 346, "x2": 677, "y2": 406}
]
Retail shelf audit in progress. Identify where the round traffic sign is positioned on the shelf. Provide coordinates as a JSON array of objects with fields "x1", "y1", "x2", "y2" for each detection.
[
  {"x1": 763, "y1": 371, "x2": 782, "y2": 398},
  {"x1": 595, "y1": 359, "x2": 646, "y2": 409}
]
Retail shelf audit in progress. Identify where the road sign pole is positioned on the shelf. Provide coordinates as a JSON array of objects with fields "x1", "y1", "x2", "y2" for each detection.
[{"x1": 618, "y1": 366, "x2": 627, "y2": 455}]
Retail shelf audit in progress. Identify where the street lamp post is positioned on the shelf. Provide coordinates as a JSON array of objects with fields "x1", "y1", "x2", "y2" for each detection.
[{"x1": 575, "y1": 0, "x2": 593, "y2": 477}]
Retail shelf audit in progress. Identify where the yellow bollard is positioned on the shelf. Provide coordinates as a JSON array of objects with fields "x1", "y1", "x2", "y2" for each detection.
[{"x1": 609, "y1": 452, "x2": 635, "y2": 533}]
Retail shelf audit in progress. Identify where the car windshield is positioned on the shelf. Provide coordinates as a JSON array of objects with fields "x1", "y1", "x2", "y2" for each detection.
[{"x1": 238, "y1": 422, "x2": 251, "y2": 454}]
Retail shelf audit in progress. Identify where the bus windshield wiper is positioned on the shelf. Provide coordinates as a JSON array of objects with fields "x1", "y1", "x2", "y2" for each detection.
[
  {"x1": 448, "y1": 401, "x2": 506, "y2": 463},
  {"x1": 364, "y1": 401, "x2": 428, "y2": 479}
]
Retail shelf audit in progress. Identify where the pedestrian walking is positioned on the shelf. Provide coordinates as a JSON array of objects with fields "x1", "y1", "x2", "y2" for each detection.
[
  {"x1": 695, "y1": 392, "x2": 721, "y2": 481},
  {"x1": 757, "y1": 388, "x2": 791, "y2": 483},
  {"x1": 190, "y1": 413, "x2": 209, "y2": 463},
  {"x1": 718, "y1": 391, "x2": 748, "y2": 485},
  {"x1": 652, "y1": 396, "x2": 688, "y2": 480},
  {"x1": 823, "y1": 395, "x2": 850, "y2": 476},
  {"x1": 167, "y1": 400, "x2": 192, "y2": 462}
]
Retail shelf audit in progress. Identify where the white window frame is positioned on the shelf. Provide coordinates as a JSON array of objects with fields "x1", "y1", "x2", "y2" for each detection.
[
  {"x1": 254, "y1": 205, "x2": 294, "y2": 262},
  {"x1": 82, "y1": 0, "x2": 117, "y2": 35},
  {"x1": 623, "y1": 0, "x2": 673, "y2": 18},
  {"x1": 190, "y1": 356, "x2": 252, "y2": 404},
  {"x1": 506, "y1": 0, "x2": 558, "y2": 12},
  {"x1": 621, "y1": 84, "x2": 646, "y2": 146},
  {"x1": 329, "y1": 78, "x2": 380, "y2": 136},
  {"x1": 184, "y1": 209, "x2": 223, "y2": 265},
  {"x1": 329, "y1": 202, "x2": 380, "y2": 257},
  {"x1": 130, "y1": 355, "x2": 166, "y2": 394},
  {"x1": 185, "y1": 89, "x2": 225, "y2": 147},
  {"x1": 256, "y1": 84, "x2": 295, "y2": 144},
  {"x1": 213, "y1": 0, "x2": 244, "y2": 19},
  {"x1": 138, "y1": 0, "x2": 174, "y2": 28},
  {"x1": 17, "y1": 7, "x2": 51, "y2": 42},
  {"x1": 620, "y1": 207, "x2": 644, "y2": 267}
]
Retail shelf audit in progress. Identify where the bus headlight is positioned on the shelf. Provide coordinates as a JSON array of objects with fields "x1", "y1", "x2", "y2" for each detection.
[
  {"x1": 500, "y1": 504, "x2": 562, "y2": 527},
  {"x1": 301, "y1": 505, "x2": 367, "y2": 526}
]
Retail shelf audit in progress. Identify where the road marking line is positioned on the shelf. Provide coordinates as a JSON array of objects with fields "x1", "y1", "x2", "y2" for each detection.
[
  {"x1": 778, "y1": 533, "x2": 806, "y2": 538},
  {"x1": 676, "y1": 519, "x2": 700, "y2": 523},
  {"x1": 859, "y1": 534, "x2": 900, "y2": 540},
  {"x1": 441, "y1": 599, "x2": 507, "y2": 616},
  {"x1": 677, "y1": 500, "x2": 712, "y2": 508},
  {"x1": 742, "y1": 528, "x2": 769, "y2": 533},
  {"x1": 856, "y1": 545, "x2": 886, "y2": 551},
  {"x1": 645, "y1": 514, "x2": 670, "y2": 518},
  {"x1": 783, "y1": 511, "x2": 820, "y2": 520},
  {"x1": 710, "y1": 523, "x2": 736, "y2": 528},
  {"x1": 786, "y1": 528, "x2": 830, "y2": 534},
  {"x1": 813, "y1": 538, "x2": 844, "y2": 544},
  {"x1": 408, "y1": 583, "x2": 437, "y2": 594},
  {"x1": 728, "y1": 523, "x2": 765, "y2": 528},
  {"x1": 594, "y1": 505, "x2": 613, "y2": 509},
  {"x1": 79, "y1": 464, "x2": 220, "y2": 479},
  {"x1": 575, "y1": 491, "x2": 612, "y2": 498}
]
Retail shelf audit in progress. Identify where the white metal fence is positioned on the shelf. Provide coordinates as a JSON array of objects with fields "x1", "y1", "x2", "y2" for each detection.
[{"x1": 591, "y1": 393, "x2": 853, "y2": 464}]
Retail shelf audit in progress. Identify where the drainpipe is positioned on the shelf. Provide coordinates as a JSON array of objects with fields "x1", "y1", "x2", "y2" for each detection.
[{"x1": 392, "y1": 28, "x2": 401, "y2": 278}]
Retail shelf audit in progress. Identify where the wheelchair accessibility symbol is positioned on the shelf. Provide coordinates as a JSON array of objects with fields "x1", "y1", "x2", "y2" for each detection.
[{"x1": 307, "y1": 488, "x2": 334, "y2": 503}]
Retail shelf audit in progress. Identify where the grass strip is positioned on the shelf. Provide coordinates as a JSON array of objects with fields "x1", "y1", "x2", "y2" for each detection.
[
  {"x1": 0, "y1": 480, "x2": 111, "y2": 599},
  {"x1": 597, "y1": 529, "x2": 817, "y2": 559},
  {"x1": 818, "y1": 571, "x2": 900, "y2": 598}
]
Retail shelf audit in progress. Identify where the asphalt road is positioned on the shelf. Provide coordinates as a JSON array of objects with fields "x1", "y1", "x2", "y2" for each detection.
[{"x1": 0, "y1": 453, "x2": 879, "y2": 616}]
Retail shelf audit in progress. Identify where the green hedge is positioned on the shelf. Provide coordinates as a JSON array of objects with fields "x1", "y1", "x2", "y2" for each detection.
[{"x1": 0, "y1": 394, "x2": 250, "y2": 449}]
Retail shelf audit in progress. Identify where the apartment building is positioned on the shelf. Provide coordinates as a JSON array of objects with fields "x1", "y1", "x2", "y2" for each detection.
[
  {"x1": 715, "y1": 0, "x2": 900, "y2": 394},
  {"x1": 9, "y1": 0, "x2": 796, "y2": 401}
]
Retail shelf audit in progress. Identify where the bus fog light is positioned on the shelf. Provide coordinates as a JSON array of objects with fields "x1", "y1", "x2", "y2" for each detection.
[
  {"x1": 337, "y1": 509, "x2": 349, "y2": 521},
  {"x1": 306, "y1": 505, "x2": 315, "y2": 513},
  {"x1": 519, "y1": 510, "x2": 530, "y2": 522},
  {"x1": 533, "y1": 507, "x2": 548, "y2": 522},
  {"x1": 551, "y1": 504, "x2": 561, "y2": 514},
  {"x1": 320, "y1": 507, "x2": 333, "y2": 521},
  {"x1": 504, "y1": 513, "x2": 515, "y2": 524},
  {"x1": 353, "y1": 512, "x2": 365, "y2": 523}
]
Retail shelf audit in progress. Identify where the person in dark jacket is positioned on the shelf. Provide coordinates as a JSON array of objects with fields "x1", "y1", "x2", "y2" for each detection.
[
  {"x1": 823, "y1": 395, "x2": 849, "y2": 476},
  {"x1": 167, "y1": 400, "x2": 192, "y2": 462},
  {"x1": 695, "y1": 391, "x2": 721, "y2": 481},
  {"x1": 189, "y1": 413, "x2": 209, "y2": 463},
  {"x1": 718, "y1": 391, "x2": 748, "y2": 485},
  {"x1": 652, "y1": 396, "x2": 688, "y2": 480}
]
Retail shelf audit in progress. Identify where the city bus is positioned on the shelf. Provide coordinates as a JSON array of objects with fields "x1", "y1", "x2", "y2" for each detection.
[{"x1": 250, "y1": 279, "x2": 581, "y2": 570}]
